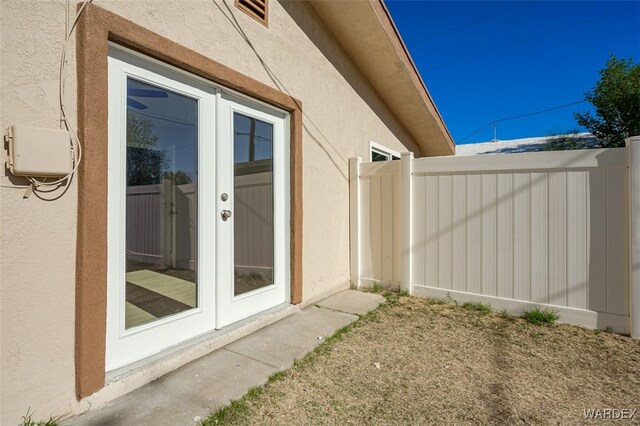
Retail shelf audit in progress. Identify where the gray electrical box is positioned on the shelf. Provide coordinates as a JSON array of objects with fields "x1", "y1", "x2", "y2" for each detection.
[{"x1": 6, "y1": 125, "x2": 73, "y2": 177}]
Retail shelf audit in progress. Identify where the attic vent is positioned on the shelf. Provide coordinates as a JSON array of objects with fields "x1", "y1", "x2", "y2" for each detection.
[{"x1": 235, "y1": 0, "x2": 269, "y2": 26}]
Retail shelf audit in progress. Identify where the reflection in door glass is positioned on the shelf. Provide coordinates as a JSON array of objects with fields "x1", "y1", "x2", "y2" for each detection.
[
  {"x1": 233, "y1": 112, "x2": 274, "y2": 296},
  {"x1": 125, "y1": 78, "x2": 198, "y2": 329}
]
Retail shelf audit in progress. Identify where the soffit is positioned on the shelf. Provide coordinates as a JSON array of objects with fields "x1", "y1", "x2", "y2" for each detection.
[{"x1": 307, "y1": 0, "x2": 454, "y2": 156}]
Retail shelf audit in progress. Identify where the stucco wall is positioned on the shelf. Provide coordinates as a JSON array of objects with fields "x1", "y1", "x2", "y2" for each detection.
[
  {"x1": 0, "y1": 0, "x2": 418, "y2": 422},
  {"x1": 1, "y1": 1, "x2": 79, "y2": 424}
]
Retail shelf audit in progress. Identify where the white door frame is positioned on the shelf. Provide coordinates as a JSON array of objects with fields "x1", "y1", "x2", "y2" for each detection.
[
  {"x1": 106, "y1": 46, "x2": 290, "y2": 371},
  {"x1": 215, "y1": 92, "x2": 289, "y2": 328}
]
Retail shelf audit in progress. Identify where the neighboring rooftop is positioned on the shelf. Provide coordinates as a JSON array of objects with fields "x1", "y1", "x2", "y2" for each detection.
[{"x1": 455, "y1": 133, "x2": 603, "y2": 156}]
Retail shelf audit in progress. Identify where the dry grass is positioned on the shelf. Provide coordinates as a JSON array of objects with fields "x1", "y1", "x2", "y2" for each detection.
[{"x1": 205, "y1": 293, "x2": 640, "y2": 425}]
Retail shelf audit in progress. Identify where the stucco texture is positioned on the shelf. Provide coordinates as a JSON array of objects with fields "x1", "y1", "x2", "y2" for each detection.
[
  {"x1": 1, "y1": 0, "x2": 418, "y2": 423},
  {"x1": 1, "y1": 1, "x2": 78, "y2": 423}
]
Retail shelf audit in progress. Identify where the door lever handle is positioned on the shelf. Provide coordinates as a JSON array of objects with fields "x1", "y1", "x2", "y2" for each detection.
[{"x1": 221, "y1": 210, "x2": 232, "y2": 221}]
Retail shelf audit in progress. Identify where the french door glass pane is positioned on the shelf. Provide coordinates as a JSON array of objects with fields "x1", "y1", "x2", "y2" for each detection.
[
  {"x1": 125, "y1": 78, "x2": 198, "y2": 329},
  {"x1": 233, "y1": 112, "x2": 274, "y2": 296}
]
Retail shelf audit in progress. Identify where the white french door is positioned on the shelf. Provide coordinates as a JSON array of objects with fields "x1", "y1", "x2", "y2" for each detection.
[
  {"x1": 215, "y1": 94, "x2": 288, "y2": 328},
  {"x1": 106, "y1": 46, "x2": 288, "y2": 371}
]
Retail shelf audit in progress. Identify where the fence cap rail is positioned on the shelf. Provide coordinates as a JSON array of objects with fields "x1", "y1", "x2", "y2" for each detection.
[
  {"x1": 360, "y1": 160, "x2": 401, "y2": 177},
  {"x1": 412, "y1": 147, "x2": 627, "y2": 174}
]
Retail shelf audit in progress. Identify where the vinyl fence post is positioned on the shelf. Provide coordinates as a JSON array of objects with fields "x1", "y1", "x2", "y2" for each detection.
[
  {"x1": 401, "y1": 152, "x2": 414, "y2": 294},
  {"x1": 628, "y1": 136, "x2": 640, "y2": 338},
  {"x1": 350, "y1": 157, "x2": 362, "y2": 289}
]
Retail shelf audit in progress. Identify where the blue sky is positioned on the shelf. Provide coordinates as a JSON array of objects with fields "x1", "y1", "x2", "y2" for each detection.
[{"x1": 385, "y1": 1, "x2": 640, "y2": 144}]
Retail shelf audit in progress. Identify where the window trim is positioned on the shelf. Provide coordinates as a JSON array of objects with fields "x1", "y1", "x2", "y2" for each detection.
[
  {"x1": 76, "y1": 3, "x2": 302, "y2": 399},
  {"x1": 369, "y1": 141, "x2": 401, "y2": 162}
]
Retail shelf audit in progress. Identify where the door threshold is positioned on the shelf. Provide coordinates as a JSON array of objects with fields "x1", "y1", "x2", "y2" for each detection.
[
  {"x1": 82, "y1": 303, "x2": 297, "y2": 414},
  {"x1": 107, "y1": 302, "x2": 295, "y2": 382}
]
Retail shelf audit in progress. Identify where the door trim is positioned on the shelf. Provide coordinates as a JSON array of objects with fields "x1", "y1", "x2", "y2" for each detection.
[{"x1": 76, "y1": 3, "x2": 303, "y2": 399}]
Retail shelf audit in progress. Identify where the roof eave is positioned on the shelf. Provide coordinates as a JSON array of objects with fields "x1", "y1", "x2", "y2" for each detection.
[{"x1": 307, "y1": 0, "x2": 455, "y2": 156}]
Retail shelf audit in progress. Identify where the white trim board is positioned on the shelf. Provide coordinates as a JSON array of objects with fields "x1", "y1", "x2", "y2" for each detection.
[
  {"x1": 411, "y1": 285, "x2": 630, "y2": 334},
  {"x1": 412, "y1": 147, "x2": 627, "y2": 174}
]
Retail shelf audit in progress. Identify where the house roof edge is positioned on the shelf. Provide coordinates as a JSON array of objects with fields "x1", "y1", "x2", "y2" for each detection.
[{"x1": 307, "y1": 0, "x2": 455, "y2": 156}]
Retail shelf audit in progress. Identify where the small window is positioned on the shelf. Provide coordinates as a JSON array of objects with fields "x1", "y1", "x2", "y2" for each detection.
[
  {"x1": 370, "y1": 141, "x2": 400, "y2": 162},
  {"x1": 235, "y1": 0, "x2": 269, "y2": 26}
]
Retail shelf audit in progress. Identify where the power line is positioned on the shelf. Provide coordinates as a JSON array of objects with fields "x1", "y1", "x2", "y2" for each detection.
[
  {"x1": 129, "y1": 108, "x2": 196, "y2": 127},
  {"x1": 424, "y1": 4, "x2": 639, "y2": 72},
  {"x1": 457, "y1": 99, "x2": 588, "y2": 143}
]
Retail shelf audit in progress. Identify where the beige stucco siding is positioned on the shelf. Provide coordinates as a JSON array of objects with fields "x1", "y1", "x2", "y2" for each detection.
[
  {"x1": 1, "y1": 1, "x2": 79, "y2": 423},
  {"x1": 0, "y1": 0, "x2": 418, "y2": 423}
]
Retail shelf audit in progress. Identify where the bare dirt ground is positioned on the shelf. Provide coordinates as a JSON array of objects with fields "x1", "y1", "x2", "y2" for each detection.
[{"x1": 206, "y1": 293, "x2": 640, "y2": 425}]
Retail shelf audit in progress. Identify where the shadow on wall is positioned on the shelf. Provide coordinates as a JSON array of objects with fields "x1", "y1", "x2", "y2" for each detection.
[
  {"x1": 588, "y1": 150, "x2": 628, "y2": 327},
  {"x1": 213, "y1": 0, "x2": 346, "y2": 181},
  {"x1": 213, "y1": 0, "x2": 416, "y2": 183}
]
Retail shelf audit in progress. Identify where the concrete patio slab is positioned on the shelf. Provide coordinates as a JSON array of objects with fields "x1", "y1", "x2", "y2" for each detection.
[
  {"x1": 62, "y1": 290, "x2": 380, "y2": 426},
  {"x1": 315, "y1": 289, "x2": 385, "y2": 315},
  {"x1": 64, "y1": 349, "x2": 276, "y2": 426},
  {"x1": 224, "y1": 305, "x2": 357, "y2": 370}
]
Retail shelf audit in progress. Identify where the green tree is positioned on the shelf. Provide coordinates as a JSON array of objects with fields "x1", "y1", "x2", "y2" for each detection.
[
  {"x1": 544, "y1": 129, "x2": 589, "y2": 151},
  {"x1": 126, "y1": 111, "x2": 167, "y2": 186},
  {"x1": 574, "y1": 54, "x2": 640, "y2": 148},
  {"x1": 163, "y1": 170, "x2": 193, "y2": 185}
]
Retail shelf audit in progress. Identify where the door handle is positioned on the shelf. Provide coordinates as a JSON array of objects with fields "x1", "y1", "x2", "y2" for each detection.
[{"x1": 221, "y1": 210, "x2": 232, "y2": 221}]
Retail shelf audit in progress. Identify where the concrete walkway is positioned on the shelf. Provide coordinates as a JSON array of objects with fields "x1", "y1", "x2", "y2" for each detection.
[{"x1": 64, "y1": 290, "x2": 384, "y2": 426}]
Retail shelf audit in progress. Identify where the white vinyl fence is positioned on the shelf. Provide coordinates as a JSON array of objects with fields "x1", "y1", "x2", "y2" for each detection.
[
  {"x1": 126, "y1": 171, "x2": 273, "y2": 274},
  {"x1": 350, "y1": 137, "x2": 640, "y2": 337},
  {"x1": 234, "y1": 171, "x2": 274, "y2": 276},
  {"x1": 126, "y1": 182, "x2": 196, "y2": 269}
]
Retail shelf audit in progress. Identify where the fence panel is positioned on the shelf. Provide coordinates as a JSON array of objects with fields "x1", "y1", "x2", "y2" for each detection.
[
  {"x1": 351, "y1": 145, "x2": 637, "y2": 335},
  {"x1": 410, "y1": 148, "x2": 629, "y2": 332},
  {"x1": 126, "y1": 173, "x2": 272, "y2": 274},
  {"x1": 357, "y1": 161, "x2": 402, "y2": 288},
  {"x1": 126, "y1": 184, "x2": 164, "y2": 262},
  {"x1": 234, "y1": 171, "x2": 274, "y2": 275}
]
